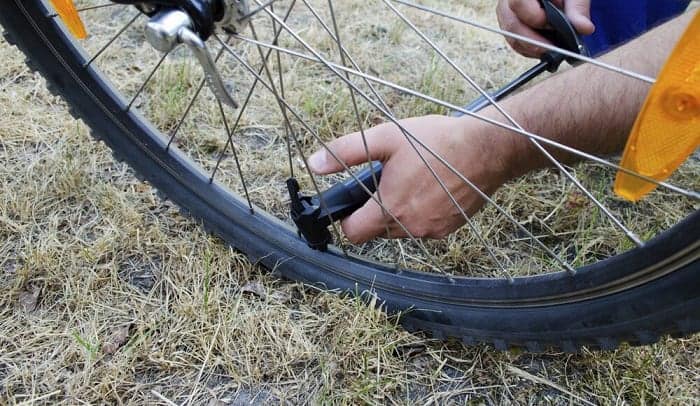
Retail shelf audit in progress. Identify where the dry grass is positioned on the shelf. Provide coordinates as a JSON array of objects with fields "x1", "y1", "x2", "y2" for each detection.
[{"x1": 1, "y1": 0, "x2": 699, "y2": 404}]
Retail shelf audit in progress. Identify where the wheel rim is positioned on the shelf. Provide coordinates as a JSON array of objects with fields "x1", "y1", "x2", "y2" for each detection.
[{"x1": 32, "y1": 0, "x2": 700, "y2": 289}]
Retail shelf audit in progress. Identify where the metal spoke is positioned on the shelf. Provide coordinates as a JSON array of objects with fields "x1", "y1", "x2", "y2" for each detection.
[
  {"x1": 248, "y1": 22, "x2": 301, "y2": 180},
  {"x1": 238, "y1": 0, "x2": 283, "y2": 21},
  {"x1": 49, "y1": 0, "x2": 697, "y2": 281},
  {"x1": 166, "y1": 41, "x2": 230, "y2": 150},
  {"x1": 382, "y1": 0, "x2": 644, "y2": 247},
  {"x1": 324, "y1": 1, "x2": 393, "y2": 241},
  {"x1": 208, "y1": 79, "x2": 258, "y2": 181},
  {"x1": 209, "y1": 3, "x2": 297, "y2": 182},
  {"x1": 84, "y1": 12, "x2": 140, "y2": 68},
  {"x1": 270, "y1": 2, "x2": 295, "y2": 178},
  {"x1": 242, "y1": 4, "x2": 578, "y2": 273},
  {"x1": 216, "y1": 35, "x2": 451, "y2": 276},
  {"x1": 302, "y1": 0, "x2": 419, "y2": 270},
  {"x1": 230, "y1": 36, "x2": 700, "y2": 201},
  {"x1": 127, "y1": 50, "x2": 170, "y2": 111},
  {"x1": 166, "y1": 82, "x2": 204, "y2": 150},
  {"x1": 392, "y1": 0, "x2": 656, "y2": 84},
  {"x1": 247, "y1": 22, "x2": 352, "y2": 257},
  {"x1": 211, "y1": 98, "x2": 254, "y2": 213},
  {"x1": 301, "y1": 0, "x2": 391, "y2": 112},
  {"x1": 307, "y1": 0, "x2": 385, "y2": 187},
  {"x1": 48, "y1": 2, "x2": 121, "y2": 18},
  {"x1": 322, "y1": 0, "x2": 508, "y2": 277}
]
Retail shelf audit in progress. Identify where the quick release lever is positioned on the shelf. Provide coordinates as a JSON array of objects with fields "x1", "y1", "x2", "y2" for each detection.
[{"x1": 145, "y1": 9, "x2": 239, "y2": 108}]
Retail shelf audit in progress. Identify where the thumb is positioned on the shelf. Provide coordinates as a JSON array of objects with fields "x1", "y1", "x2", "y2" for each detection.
[
  {"x1": 307, "y1": 121, "x2": 397, "y2": 175},
  {"x1": 565, "y1": 0, "x2": 595, "y2": 35}
]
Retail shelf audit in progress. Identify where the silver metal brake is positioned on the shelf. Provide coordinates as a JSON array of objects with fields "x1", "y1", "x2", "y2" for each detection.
[{"x1": 145, "y1": 9, "x2": 239, "y2": 108}]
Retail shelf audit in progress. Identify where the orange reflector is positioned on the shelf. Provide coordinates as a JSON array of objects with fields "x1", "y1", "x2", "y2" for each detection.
[
  {"x1": 49, "y1": 0, "x2": 87, "y2": 39},
  {"x1": 614, "y1": 12, "x2": 700, "y2": 201}
]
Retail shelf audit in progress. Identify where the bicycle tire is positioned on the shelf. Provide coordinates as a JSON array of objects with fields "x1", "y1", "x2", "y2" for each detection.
[{"x1": 1, "y1": 0, "x2": 698, "y2": 352}]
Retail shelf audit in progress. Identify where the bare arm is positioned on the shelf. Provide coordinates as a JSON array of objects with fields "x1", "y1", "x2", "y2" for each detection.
[
  {"x1": 308, "y1": 11, "x2": 695, "y2": 243},
  {"x1": 500, "y1": 10, "x2": 695, "y2": 175}
]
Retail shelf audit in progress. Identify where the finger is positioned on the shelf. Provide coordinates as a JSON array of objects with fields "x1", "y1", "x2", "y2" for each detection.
[
  {"x1": 380, "y1": 225, "x2": 409, "y2": 240},
  {"x1": 564, "y1": 0, "x2": 595, "y2": 35},
  {"x1": 340, "y1": 194, "x2": 388, "y2": 244},
  {"x1": 507, "y1": 24, "x2": 553, "y2": 57},
  {"x1": 307, "y1": 121, "x2": 398, "y2": 175},
  {"x1": 509, "y1": 0, "x2": 547, "y2": 29}
]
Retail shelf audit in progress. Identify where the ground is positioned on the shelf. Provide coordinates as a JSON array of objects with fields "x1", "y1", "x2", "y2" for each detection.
[{"x1": 1, "y1": 0, "x2": 699, "y2": 404}]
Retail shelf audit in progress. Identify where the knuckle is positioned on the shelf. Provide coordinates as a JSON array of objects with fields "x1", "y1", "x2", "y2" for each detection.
[
  {"x1": 341, "y1": 221, "x2": 363, "y2": 244},
  {"x1": 433, "y1": 229, "x2": 450, "y2": 240},
  {"x1": 347, "y1": 234, "x2": 365, "y2": 245},
  {"x1": 509, "y1": 0, "x2": 528, "y2": 14},
  {"x1": 425, "y1": 231, "x2": 439, "y2": 240},
  {"x1": 408, "y1": 225, "x2": 430, "y2": 239},
  {"x1": 343, "y1": 226, "x2": 365, "y2": 244},
  {"x1": 333, "y1": 136, "x2": 349, "y2": 154},
  {"x1": 428, "y1": 223, "x2": 452, "y2": 240}
]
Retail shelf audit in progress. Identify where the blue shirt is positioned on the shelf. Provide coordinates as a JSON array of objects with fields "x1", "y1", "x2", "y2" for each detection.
[{"x1": 584, "y1": 0, "x2": 691, "y2": 55}]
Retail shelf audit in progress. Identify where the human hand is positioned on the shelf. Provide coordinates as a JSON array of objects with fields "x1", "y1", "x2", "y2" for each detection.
[
  {"x1": 307, "y1": 115, "x2": 524, "y2": 243},
  {"x1": 497, "y1": 0, "x2": 595, "y2": 58}
]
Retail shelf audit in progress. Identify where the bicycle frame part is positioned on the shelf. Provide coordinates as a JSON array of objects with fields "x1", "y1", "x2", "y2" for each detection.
[
  {"x1": 49, "y1": 0, "x2": 249, "y2": 107},
  {"x1": 111, "y1": 0, "x2": 223, "y2": 38},
  {"x1": 145, "y1": 9, "x2": 239, "y2": 107}
]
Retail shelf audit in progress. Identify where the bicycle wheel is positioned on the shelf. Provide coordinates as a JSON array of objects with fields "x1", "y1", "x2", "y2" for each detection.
[{"x1": 1, "y1": 0, "x2": 697, "y2": 352}]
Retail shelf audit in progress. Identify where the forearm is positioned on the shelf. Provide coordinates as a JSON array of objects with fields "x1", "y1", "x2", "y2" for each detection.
[{"x1": 477, "y1": 10, "x2": 695, "y2": 176}]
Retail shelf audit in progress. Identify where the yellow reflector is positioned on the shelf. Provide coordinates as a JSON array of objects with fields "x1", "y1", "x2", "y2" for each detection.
[
  {"x1": 49, "y1": 0, "x2": 87, "y2": 39},
  {"x1": 614, "y1": 12, "x2": 700, "y2": 201}
]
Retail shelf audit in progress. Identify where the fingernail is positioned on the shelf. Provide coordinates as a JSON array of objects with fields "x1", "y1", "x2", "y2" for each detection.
[{"x1": 308, "y1": 150, "x2": 327, "y2": 173}]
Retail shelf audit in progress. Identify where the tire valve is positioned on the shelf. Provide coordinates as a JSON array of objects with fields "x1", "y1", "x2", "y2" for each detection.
[{"x1": 288, "y1": 162, "x2": 383, "y2": 251}]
